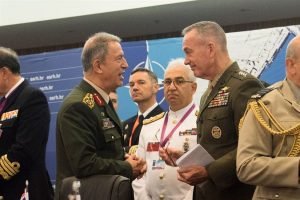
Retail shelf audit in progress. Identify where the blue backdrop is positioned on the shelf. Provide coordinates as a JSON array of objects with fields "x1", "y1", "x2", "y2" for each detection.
[
  {"x1": 20, "y1": 37, "x2": 185, "y2": 183},
  {"x1": 19, "y1": 29, "x2": 296, "y2": 183}
]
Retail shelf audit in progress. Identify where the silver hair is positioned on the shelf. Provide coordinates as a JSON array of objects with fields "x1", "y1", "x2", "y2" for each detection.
[
  {"x1": 165, "y1": 58, "x2": 196, "y2": 82},
  {"x1": 182, "y1": 21, "x2": 227, "y2": 52},
  {"x1": 0, "y1": 46, "x2": 20, "y2": 74},
  {"x1": 81, "y1": 32, "x2": 121, "y2": 72}
]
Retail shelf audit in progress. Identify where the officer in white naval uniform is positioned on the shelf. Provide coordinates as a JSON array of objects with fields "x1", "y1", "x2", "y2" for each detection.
[{"x1": 132, "y1": 58, "x2": 198, "y2": 200}]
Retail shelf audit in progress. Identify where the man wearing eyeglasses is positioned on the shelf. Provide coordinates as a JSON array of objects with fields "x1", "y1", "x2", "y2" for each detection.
[
  {"x1": 132, "y1": 58, "x2": 198, "y2": 200},
  {"x1": 159, "y1": 21, "x2": 264, "y2": 200}
]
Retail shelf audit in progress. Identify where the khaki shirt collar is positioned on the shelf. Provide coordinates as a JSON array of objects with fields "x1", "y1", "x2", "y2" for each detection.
[
  {"x1": 83, "y1": 77, "x2": 110, "y2": 104},
  {"x1": 209, "y1": 69, "x2": 226, "y2": 89}
]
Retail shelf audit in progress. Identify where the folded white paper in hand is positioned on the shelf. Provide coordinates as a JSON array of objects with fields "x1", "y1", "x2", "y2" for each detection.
[{"x1": 176, "y1": 144, "x2": 215, "y2": 167}]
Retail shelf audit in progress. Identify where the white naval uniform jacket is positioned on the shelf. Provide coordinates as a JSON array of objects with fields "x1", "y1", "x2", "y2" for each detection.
[{"x1": 133, "y1": 102, "x2": 198, "y2": 200}]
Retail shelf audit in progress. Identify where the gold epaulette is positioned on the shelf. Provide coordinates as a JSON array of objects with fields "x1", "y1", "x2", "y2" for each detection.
[
  {"x1": 0, "y1": 154, "x2": 20, "y2": 180},
  {"x1": 239, "y1": 87, "x2": 274, "y2": 131},
  {"x1": 82, "y1": 93, "x2": 95, "y2": 109},
  {"x1": 240, "y1": 99, "x2": 300, "y2": 157},
  {"x1": 143, "y1": 112, "x2": 165, "y2": 125}
]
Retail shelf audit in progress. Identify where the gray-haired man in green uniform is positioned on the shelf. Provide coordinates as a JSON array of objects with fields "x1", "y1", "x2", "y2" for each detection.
[
  {"x1": 55, "y1": 32, "x2": 146, "y2": 199},
  {"x1": 159, "y1": 21, "x2": 264, "y2": 200}
]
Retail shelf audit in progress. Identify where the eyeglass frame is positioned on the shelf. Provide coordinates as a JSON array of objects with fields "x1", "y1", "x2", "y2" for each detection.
[{"x1": 162, "y1": 77, "x2": 194, "y2": 87}]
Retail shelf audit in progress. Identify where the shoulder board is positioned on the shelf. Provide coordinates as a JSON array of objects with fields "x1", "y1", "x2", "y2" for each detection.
[
  {"x1": 82, "y1": 93, "x2": 95, "y2": 109},
  {"x1": 251, "y1": 87, "x2": 274, "y2": 99},
  {"x1": 143, "y1": 112, "x2": 165, "y2": 125}
]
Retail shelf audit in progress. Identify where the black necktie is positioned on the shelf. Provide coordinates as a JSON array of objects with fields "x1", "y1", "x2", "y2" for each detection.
[
  {"x1": 138, "y1": 115, "x2": 144, "y2": 125},
  {"x1": 108, "y1": 100, "x2": 114, "y2": 110},
  {"x1": 108, "y1": 100, "x2": 119, "y2": 121}
]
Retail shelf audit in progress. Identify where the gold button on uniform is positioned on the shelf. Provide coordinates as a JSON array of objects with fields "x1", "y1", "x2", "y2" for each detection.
[
  {"x1": 159, "y1": 194, "x2": 164, "y2": 200},
  {"x1": 159, "y1": 172, "x2": 164, "y2": 179}
]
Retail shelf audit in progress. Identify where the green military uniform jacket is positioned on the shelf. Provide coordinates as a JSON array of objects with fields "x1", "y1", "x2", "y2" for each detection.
[
  {"x1": 195, "y1": 62, "x2": 264, "y2": 200},
  {"x1": 55, "y1": 80, "x2": 132, "y2": 199}
]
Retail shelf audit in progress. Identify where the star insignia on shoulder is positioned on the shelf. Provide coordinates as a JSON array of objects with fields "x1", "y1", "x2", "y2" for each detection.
[{"x1": 238, "y1": 71, "x2": 248, "y2": 77}]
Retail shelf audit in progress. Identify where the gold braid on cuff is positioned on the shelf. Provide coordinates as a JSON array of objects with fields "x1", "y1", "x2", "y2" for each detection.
[{"x1": 0, "y1": 154, "x2": 20, "y2": 180}]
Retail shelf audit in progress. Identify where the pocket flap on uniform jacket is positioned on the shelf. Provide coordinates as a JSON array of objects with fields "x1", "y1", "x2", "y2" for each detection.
[
  {"x1": 205, "y1": 110, "x2": 229, "y2": 120},
  {"x1": 103, "y1": 131, "x2": 121, "y2": 143}
]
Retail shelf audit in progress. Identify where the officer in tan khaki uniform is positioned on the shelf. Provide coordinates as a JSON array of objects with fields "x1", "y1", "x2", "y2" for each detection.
[{"x1": 237, "y1": 36, "x2": 300, "y2": 200}]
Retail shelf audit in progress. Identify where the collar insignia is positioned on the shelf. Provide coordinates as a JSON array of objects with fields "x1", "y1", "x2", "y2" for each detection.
[{"x1": 93, "y1": 93, "x2": 105, "y2": 106}]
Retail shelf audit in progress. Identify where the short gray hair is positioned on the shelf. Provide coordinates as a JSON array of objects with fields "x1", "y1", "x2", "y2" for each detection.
[
  {"x1": 182, "y1": 21, "x2": 227, "y2": 52},
  {"x1": 81, "y1": 32, "x2": 121, "y2": 72},
  {"x1": 165, "y1": 58, "x2": 196, "y2": 82},
  {"x1": 0, "y1": 46, "x2": 20, "y2": 74}
]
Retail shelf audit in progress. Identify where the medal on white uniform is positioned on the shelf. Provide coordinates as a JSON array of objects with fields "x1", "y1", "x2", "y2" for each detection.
[
  {"x1": 159, "y1": 172, "x2": 164, "y2": 179},
  {"x1": 183, "y1": 138, "x2": 190, "y2": 152}
]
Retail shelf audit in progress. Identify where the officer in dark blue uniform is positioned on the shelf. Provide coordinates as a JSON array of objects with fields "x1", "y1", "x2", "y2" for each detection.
[{"x1": 0, "y1": 47, "x2": 53, "y2": 200}]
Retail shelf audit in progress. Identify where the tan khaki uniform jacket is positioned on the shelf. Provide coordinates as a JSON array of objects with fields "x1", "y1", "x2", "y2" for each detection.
[{"x1": 237, "y1": 80, "x2": 300, "y2": 200}]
